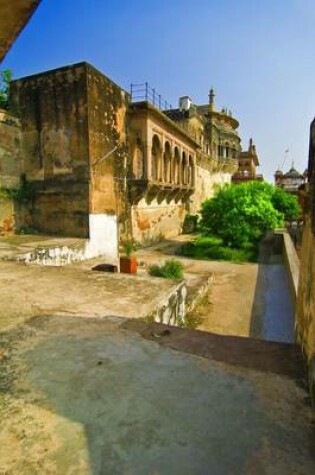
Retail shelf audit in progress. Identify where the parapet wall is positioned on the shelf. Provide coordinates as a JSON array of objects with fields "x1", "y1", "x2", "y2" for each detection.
[{"x1": 279, "y1": 230, "x2": 300, "y2": 309}]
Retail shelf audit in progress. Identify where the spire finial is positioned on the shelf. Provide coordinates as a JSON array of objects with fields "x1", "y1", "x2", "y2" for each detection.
[
  {"x1": 209, "y1": 88, "x2": 215, "y2": 112},
  {"x1": 249, "y1": 138, "x2": 253, "y2": 152}
]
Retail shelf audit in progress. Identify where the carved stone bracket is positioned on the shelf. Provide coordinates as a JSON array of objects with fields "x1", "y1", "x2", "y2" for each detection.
[{"x1": 128, "y1": 179, "x2": 194, "y2": 205}]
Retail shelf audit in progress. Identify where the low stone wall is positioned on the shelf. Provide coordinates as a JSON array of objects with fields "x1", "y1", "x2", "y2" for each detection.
[
  {"x1": 186, "y1": 274, "x2": 213, "y2": 313},
  {"x1": 278, "y1": 230, "x2": 300, "y2": 308},
  {"x1": 145, "y1": 274, "x2": 213, "y2": 328},
  {"x1": 146, "y1": 281, "x2": 187, "y2": 326},
  {"x1": 16, "y1": 241, "x2": 88, "y2": 266},
  {"x1": 10, "y1": 238, "x2": 117, "y2": 266}
]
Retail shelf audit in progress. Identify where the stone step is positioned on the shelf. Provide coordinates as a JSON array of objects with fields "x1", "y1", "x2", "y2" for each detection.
[{"x1": 122, "y1": 320, "x2": 305, "y2": 381}]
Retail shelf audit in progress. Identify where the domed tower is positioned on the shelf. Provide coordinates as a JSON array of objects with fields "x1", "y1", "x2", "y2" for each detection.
[
  {"x1": 232, "y1": 138, "x2": 262, "y2": 182},
  {"x1": 274, "y1": 168, "x2": 284, "y2": 186}
]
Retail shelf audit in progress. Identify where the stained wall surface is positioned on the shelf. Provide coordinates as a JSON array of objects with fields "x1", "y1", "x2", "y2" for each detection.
[
  {"x1": 296, "y1": 216, "x2": 315, "y2": 399},
  {"x1": 86, "y1": 64, "x2": 131, "y2": 252},
  {"x1": 0, "y1": 109, "x2": 21, "y2": 233},
  {"x1": 11, "y1": 64, "x2": 90, "y2": 237}
]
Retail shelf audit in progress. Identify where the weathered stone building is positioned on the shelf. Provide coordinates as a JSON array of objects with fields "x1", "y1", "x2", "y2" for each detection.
[
  {"x1": 164, "y1": 88, "x2": 240, "y2": 213},
  {"x1": 10, "y1": 63, "x2": 131, "y2": 257},
  {"x1": 0, "y1": 62, "x2": 242, "y2": 255}
]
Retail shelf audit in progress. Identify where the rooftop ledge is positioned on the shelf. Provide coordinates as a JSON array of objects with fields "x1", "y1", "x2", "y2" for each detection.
[{"x1": 129, "y1": 101, "x2": 200, "y2": 148}]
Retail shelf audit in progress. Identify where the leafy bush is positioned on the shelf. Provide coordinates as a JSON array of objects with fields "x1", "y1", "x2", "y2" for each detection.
[
  {"x1": 148, "y1": 259, "x2": 184, "y2": 280},
  {"x1": 200, "y1": 182, "x2": 285, "y2": 248},
  {"x1": 271, "y1": 187, "x2": 301, "y2": 220}
]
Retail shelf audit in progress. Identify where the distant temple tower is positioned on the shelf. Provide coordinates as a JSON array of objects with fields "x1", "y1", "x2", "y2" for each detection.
[
  {"x1": 232, "y1": 138, "x2": 263, "y2": 183},
  {"x1": 274, "y1": 163, "x2": 307, "y2": 194}
]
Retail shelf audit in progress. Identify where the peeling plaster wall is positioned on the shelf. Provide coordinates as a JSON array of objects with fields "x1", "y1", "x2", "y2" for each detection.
[
  {"x1": 190, "y1": 164, "x2": 232, "y2": 215},
  {"x1": 132, "y1": 198, "x2": 186, "y2": 244}
]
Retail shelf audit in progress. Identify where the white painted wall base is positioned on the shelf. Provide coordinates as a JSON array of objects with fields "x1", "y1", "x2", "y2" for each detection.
[{"x1": 85, "y1": 213, "x2": 118, "y2": 259}]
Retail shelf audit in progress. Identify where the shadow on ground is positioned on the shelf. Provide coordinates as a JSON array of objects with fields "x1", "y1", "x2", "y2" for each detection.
[{"x1": 0, "y1": 315, "x2": 314, "y2": 475}]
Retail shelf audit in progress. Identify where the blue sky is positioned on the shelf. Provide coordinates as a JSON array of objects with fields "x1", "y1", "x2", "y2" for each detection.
[{"x1": 2, "y1": 0, "x2": 315, "y2": 181}]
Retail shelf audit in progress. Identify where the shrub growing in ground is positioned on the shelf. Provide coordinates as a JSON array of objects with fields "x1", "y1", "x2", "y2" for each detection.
[
  {"x1": 200, "y1": 181, "x2": 298, "y2": 248},
  {"x1": 148, "y1": 259, "x2": 184, "y2": 280},
  {"x1": 180, "y1": 235, "x2": 258, "y2": 262}
]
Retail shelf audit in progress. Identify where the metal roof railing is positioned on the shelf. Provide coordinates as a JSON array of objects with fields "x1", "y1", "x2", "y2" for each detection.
[{"x1": 130, "y1": 82, "x2": 172, "y2": 111}]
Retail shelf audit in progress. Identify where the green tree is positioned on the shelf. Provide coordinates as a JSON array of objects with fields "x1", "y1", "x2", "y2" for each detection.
[
  {"x1": 271, "y1": 186, "x2": 301, "y2": 221},
  {"x1": 200, "y1": 181, "x2": 285, "y2": 248},
  {"x1": 0, "y1": 69, "x2": 12, "y2": 110}
]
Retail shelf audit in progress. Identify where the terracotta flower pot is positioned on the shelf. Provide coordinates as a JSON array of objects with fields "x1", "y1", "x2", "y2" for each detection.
[{"x1": 120, "y1": 256, "x2": 137, "y2": 274}]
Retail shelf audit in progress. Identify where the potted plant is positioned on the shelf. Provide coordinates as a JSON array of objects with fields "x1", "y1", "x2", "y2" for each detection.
[{"x1": 120, "y1": 240, "x2": 137, "y2": 274}]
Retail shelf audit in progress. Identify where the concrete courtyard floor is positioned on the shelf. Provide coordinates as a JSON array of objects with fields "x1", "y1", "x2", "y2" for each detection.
[
  {"x1": 0, "y1": 315, "x2": 314, "y2": 475},
  {"x1": 0, "y1": 235, "x2": 314, "y2": 473}
]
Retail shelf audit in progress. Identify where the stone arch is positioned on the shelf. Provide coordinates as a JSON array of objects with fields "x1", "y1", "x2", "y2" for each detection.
[
  {"x1": 151, "y1": 134, "x2": 162, "y2": 181},
  {"x1": 163, "y1": 141, "x2": 172, "y2": 183}
]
